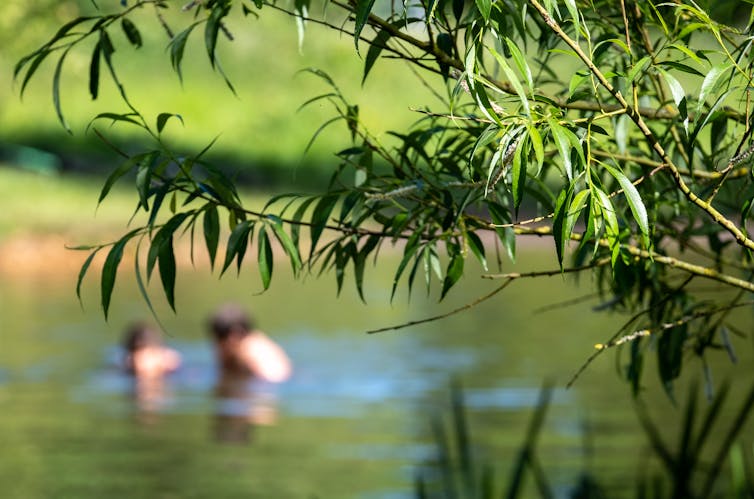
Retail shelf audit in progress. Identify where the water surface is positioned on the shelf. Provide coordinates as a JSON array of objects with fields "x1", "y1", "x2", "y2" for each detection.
[{"x1": 0, "y1": 248, "x2": 751, "y2": 497}]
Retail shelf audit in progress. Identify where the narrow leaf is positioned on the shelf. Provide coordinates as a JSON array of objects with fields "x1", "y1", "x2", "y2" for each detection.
[
  {"x1": 203, "y1": 204, "x2": 220, "y2": 269},
  {"x1": 354, "y1": 0, "x2": 377, "y2": 52},
  {"x1": 603, "y1": 162, "x2": 649, "y2": 245},
  {"x1": 52, "y1": 48, "x2": 73, "y2": 134},
  {"x1": 156, "y1": 112, "x2": 184, "y2": 134},
  {"x1": 76, "y1": 247, "x2": 102, "y2": 303},
  {"x1": 696, "y1": 63, "x2": 731, "y2": 117},
  {"x1": 441, "y1": 252, "x2": 464, "y2": 299},
  {"x1": 121, "y1": 18, "x2": 142, "y2": 47},
  {"x1": 257, "y1": 226, "x2": 273, "y2": 290},
  {"x1": 88, "y1": 42, "x2": 101, "y2": 100},
  {"x1": 101, "y1": 238, "x2": 128, "y2": 319},
  {"x1": 158, "y1": 235, "x2": 177, "y2": 311},
  {"x1": 363, "y1": 29, "x2": 391, "y2": 85}
]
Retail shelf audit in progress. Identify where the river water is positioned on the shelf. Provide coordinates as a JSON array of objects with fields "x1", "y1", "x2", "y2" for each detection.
[{"x1": 0, "y1": 246, "x2": 751, "y2": 497}]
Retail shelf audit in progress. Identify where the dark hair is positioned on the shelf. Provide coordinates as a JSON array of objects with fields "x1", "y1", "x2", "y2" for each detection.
[
  {"x1": 123, "y1": 322, "x2": 160, "y2": 352},
  {"x1": 208, "y1": 303, "x2": 256, "y2": 341}
]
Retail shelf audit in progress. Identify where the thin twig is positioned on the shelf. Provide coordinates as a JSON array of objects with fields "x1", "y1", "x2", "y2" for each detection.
[{"x1": 366, "y1": 279, "x2": 515, "y2": 334}]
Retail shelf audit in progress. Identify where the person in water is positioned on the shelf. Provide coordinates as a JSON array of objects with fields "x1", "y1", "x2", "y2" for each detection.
[
  {"x1": 122, "y1": 322, "x2": 182, "y2": 378},
  {"x1": 207, "y1": 303, "x2": 292, "y2": 382}
]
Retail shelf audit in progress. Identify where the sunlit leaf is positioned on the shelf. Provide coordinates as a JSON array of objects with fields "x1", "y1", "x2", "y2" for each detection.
[
  {"x1": 511, "y1": 141, "x2": 526, "y2": 215},
  {"x1": 475, "y1": 0, "x2": 492, "y2": 22},
  {"x1": 548, "y1": 118, "x2": 572, "y2": 180},
  {"x1": 696, "y1": 62, "x2": 731, "y2": 117},
  {"x1": 603, "y1": 162, "x2": 649, "y2": 246}
]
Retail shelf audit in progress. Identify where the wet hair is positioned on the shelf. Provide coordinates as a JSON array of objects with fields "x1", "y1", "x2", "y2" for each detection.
[
  {"x1": 123, "y1": 322, "x2": 160, "y2": 353},
  {"x1": 208, "y1": 303, "x2": 256, "y2": 341}
]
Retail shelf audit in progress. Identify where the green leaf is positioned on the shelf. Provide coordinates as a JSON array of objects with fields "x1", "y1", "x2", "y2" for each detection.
[
  {"x1": 363, "y1": 29, "x2": 391, "y2": 85},
  {"x1": 595, "y1": 188, "x2": 619, "y2": 238},
  {"x1": 133, "y1": 241, "x2": 161, "y2": 324},
  {"x1": 511, "y1": 141, "x2": 526, "y2": 215},
  {"x1": 658, "y1": 68, "x2": 686, "y2": 107},
  {"x1": 257, "y1": 226, "x2": 273, "y2": 290},
  {"x1": 76, "y1": 247, "x2": 102, "y2": 304},
  {"x1": 222, "y1": 220, "x2": 252, "y2": 275},
  {"x1": 627, "y1": 55, "x2": 651, "y2": 83},
  {"x1": 169, "y1": 23, "x2": 198, "y2": 82},
  {"x1": 505, "y1": 38, "x2": 533, "y2": 89},
  {"x1": 98, "y1": 151, "x2": 147, "y2": 205},
  {"x1": 548, "y1": 118, "x2": 573, "y2": 180},
  {"x1": 121, "y1": 18, "x2": 142, "y2": 48},
  {"x1": 603, "y1": 162, "x2": 649, "y2": 246},
  {"x1": 156, "y1": 112, "x2": 184, "y2": 134},
  {"x1": 203, "y1": 204, "x2": 220, "y2": 269},
  {"x1": 552, "y1": 189, "x2": 569, "y2": 268},
  {"x1": 309, "y1": 195, "x2": 338, "y2": 257},
  {"x1": 158, "y1": 234, "x2": 177, "y2": 311},
  {"x1": 205, "y1": 5, "x2": 228, "y2": 68},
  {"x1": 527, "y1": 124, "x2": 544, "y2": 172},
  {"x1": 658, "y1": 326, "x2": 687, "y2": 400},
  {"x1": 101, "y1": 238, "x2": 129, "y2": 319},
  {"x1": 696, "y1": 62, "x2": 731, "y2": 117},
  {"x1": 353, "y1": 0, "x2": 376, "y2": 52},
  {"x1": 465, "y1": 231, "x2": 487, "y2": 271},
  {"x1": 565, "y1": 189, "x2": 590, "y2": 242},
  {"x1": 475, "y1": 0, "x2": 492, "y2": 21},
  {"x1": 441, "y1": 251, "x2": 464, "y2": 299},
  {"x1": 52, "y1": 48, "x2": 73, "y2": 134},
  {"x1": 135, "y1": 151, "x2": 159, "y2": 211},
  {"x1": 19, "y1": 49, "x2": 52, "y2": 98},
  {"x1": 488, "y1": 47, "x2": 530, "y2": 115},
  {"x1": 391, "y1": 232, "x2": 421, "y2": 301},
  {"x1": 269, "y1": 215, "x2": 303, "y2": 273},
  {"x1": 147, "y1": 213, "x2": 190, "y2": 280},
  {"x1": 88, "y1": 42, "x2": 101, "y2": 100},
  {"x1": 89, "y1": 112, "x2": 142, "y2": 130}
]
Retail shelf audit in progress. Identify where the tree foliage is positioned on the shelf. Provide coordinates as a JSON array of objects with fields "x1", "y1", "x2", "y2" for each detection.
[{"x1": 15, "y1": 0, "x2": 754, "y2": 394}]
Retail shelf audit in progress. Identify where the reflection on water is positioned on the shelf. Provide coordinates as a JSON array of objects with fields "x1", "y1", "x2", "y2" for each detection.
[{"x1": 213, "y1": 373, "x2": 279, "y2": 444}]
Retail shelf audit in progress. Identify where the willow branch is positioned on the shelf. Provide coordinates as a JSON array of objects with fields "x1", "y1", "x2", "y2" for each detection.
[
  {"x1": 366, "y1": 278, "x2": 515, "y2": 333},
  {"x1": 514, "y1": 226, "x2": 754, "y2": 293},
  {"x1": 528, "y1": 0, "x2": 754, "y2": 253}
]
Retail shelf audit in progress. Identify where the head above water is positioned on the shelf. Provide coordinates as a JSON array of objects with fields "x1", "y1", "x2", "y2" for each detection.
[
  {"x1": 208, "y1": 303, "x2": 257, "y2": 341},
  {"x1": 123, "y1": 322, "x2": 161, "y2": 353}
]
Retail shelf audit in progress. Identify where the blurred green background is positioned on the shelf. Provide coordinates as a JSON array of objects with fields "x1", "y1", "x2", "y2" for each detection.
[{"x1": 1, "y1": 0, "x2": 442, "y2": 188}]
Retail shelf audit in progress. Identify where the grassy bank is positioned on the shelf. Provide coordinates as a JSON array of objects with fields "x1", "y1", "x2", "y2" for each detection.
[{"x1": 1, "y1": 2, "x2": 445, "y2": 185}]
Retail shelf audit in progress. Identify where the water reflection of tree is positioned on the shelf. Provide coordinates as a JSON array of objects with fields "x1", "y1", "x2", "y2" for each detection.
[{"x1": 212, "y1": 373, "x2": 278, "y2": 445}]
